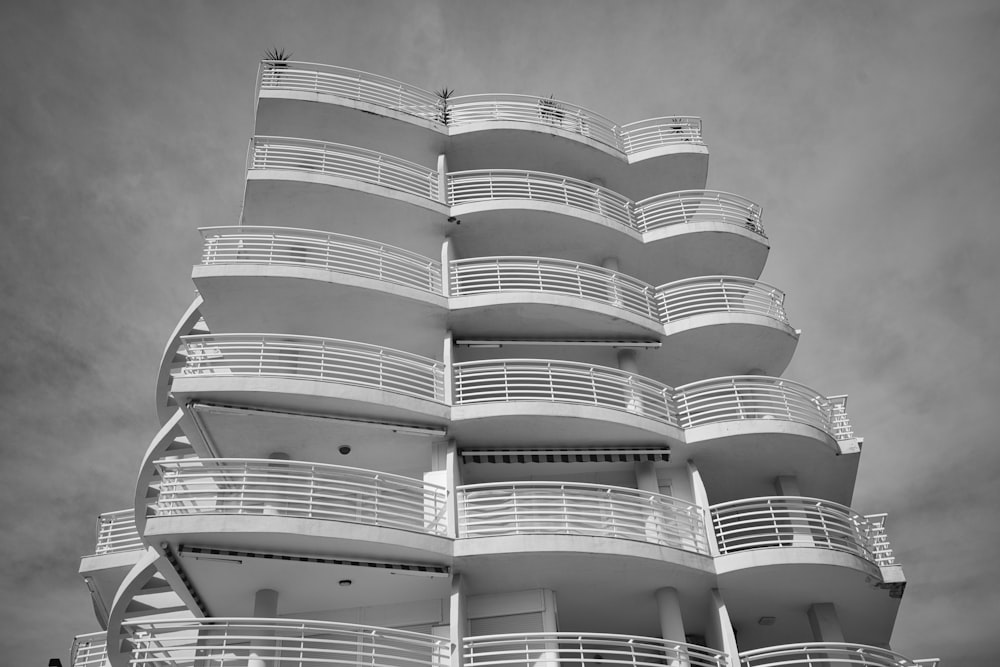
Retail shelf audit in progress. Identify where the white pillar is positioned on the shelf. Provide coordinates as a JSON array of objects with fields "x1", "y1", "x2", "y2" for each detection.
[
  {"x1": 617, "y1": 349, "x2": 640, "y2": 414},
  {"x1": 443, "y1": 331, "x2": 454, "y2": 405},
  {"x1": 656, "y1": 588, "x2": 687, "y2": 667},
  {"x1": 449, "y1": 574, "x2": 467, "y2": 667},
  {"x1": 441, "y1": 236, "x2": 455, "y2": 297},
  {"x1": 705, "y1": 589, "x2": 739, "y2": 667},
  {"x1": 438, "y1": 154, "x2": 449, "y2": 205},
  {"x1": 446, "y1": 440, "x2": 460, "y2": 539},
  {"x1": 687, "y1": 461, "x2": 717, "y2": 556},
  {"x1": 249, "y1": 588, "x2": 278, "y2": 667},
  {"x1": 774, "y1": 475, "x2": 813, "y2": 547},
  {"x1": 807, "y1": 603, "x2": 845, "y2": 642},
  {"x1": 539, "y1": 590, "x2": 560, "y2": 667}
]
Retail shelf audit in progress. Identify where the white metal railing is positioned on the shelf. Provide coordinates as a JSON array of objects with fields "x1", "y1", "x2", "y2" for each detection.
[
  {"x1": 828, "y1": 395, "x2": 855, "y2": 440},
  {"x1": 448, "y1": 169, "x2": 635, "y2": 230},
  {"x1": 451, "y1": 256, "x2": 658, "y2": 320},
  {"x1": 154, "y1": 458, "x2": 448, "y2": 536},
  {"x1": 72, "y1": 631, "x2": 108, "y2": 667},
  {"x1": 258, "y1": 62, "x2": 704, "y2": 154},
  {"x1": 675, "y1": 376, "x2": 852, "y2": 440},
  {"x1": 635, "y1": 190, "x2": 764, "y2": 236},
  {"x1": 711, "y1": 497, "x2": 896, "y2": 566},
  {"x1": 657, "y1": 276, "x2": 789, "y2": 324},
  {"x1": 453, "y1": 359, "x2": 676, "y2": 425},
  {"x1": 249, "y1": 136, "x2": 440, "y2": 200},
  {"x1": 740, "y1": 642, "x2": 938, "y2": 667},
  {"x1": 449, "y1": 94, "x2": 622, "y2": 149},
  {"x1": 466, "y1": 632, "x2": 727, "y2": 667},
  {"x1": 260, "y1": 61, "x2": 441, "y2": 122},
  {"x1": 123, "y1": 617, "x2": 449, "y2": 667},
  {"x1": 94, "y1": 509, "x2": 142, "y2": 555},
  {"x1": 448, "y1": 172, "x2": 763, "y2": 238},
  {"x1": 199, "y1": 226, "x2": 442, "y2": 293},
  {"x1": 459, "y1": 482, "x2": 709, "y2": 554},
  {"x1": 174, "y1": 334, "x2": 446, "y2": 402}
]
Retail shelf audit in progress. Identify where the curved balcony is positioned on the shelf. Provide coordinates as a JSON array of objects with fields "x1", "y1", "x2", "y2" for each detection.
[
  {"x1": 170, "y1": 333, "x2": 448, "y2": 425},
  {"x1": 451, "y1": 359, "x2": 680, "y2": 447},
  {"x1": 256, "y1": 61, "x2": 703, "y2": 157},
  {"x1": 193, "y1": 226, "x2": 446, "y2": 353},
  {"x1": 450, "y1": 256, "x2": 661, "y2": 338},
  {"x1": 653, "y1": 276, "x2": 799, "y2": 382},
  {"x1": 448, "y1": 174, "x2": 766, "y2": 283},
  {"x1": 71, "y1": 631, "x2": 107, "y2": 667},
  {"x1": 466, "y1": 633, "x2": 727, "y2": 667},
  {"x1": 121, "y1": 617, "x2": 448, "y2": 667},
  {"x1": 243, "y1": 136, "x2": 447, "y2": 248},
  {"x1": 459, "y1": 482, "x2": 709, "y2": 554},
  {"x1": 711, "y1": 497, "x2": 895, "y2": 566},
  {"x1": 153, "y1": 457, "x2": 447, "y2": 535},
  {"x1": 740, "y1": 643, "x2": 938, "y2": 667},
  {"x1": 93, "y1": 509, "x2": 142, "y2": 555}
]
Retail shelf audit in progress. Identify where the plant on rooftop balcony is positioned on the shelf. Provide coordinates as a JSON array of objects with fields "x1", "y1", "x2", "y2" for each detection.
[
  {"x1": 263, "y1": 47, "x2": 292, "y2": 85},
  {"x1": 435, "y1": 87, "x2": 454, "y2": 125},
  {"x1": 539, "y1": 94, "x2": 566, "y2": 124}
]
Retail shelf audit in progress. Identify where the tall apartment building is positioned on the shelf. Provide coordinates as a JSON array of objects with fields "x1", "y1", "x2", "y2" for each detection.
[{"x1": 72, "y1": 60, "x2": 937, "y2": 667}]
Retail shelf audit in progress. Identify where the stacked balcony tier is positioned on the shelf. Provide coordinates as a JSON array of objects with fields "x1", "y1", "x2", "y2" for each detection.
[{"x1": 253, "y1": 61, "x2": 710, "y2": 199}]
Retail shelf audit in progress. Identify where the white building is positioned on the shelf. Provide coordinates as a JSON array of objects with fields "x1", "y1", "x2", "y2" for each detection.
[{"x1": 73, "y1": 60, "x2": 937, "y2": 667}]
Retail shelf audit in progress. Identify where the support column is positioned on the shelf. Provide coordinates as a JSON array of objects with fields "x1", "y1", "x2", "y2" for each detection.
[
  {"x1": 441, "y1": 236, "x2": 455, "y2": 297},
  {"x1": 539, "y1": 590, "x2": 560, "y2": 667},
  {"x1": 705, "y1": 589, "x2": 739, "y2": 667},
  {"x1": 807, "y1": 603, "x2": 845, "y2": 642},
  {"x1": 446, "y1": 440, "x2": 460, "y2": 538},
  {"x1": 263, "y1": 452, "x2": 290, "y2": 515},
  {"x1": 774, "y1": 475, "x2": 813, "y2": 547},
  {"x1": 249, "y1": 588, "x2": 279, "y2": 667},
  {"x1": 617, "y1": 349, "x2": 641, "y2": 414},
  {"x1": 437, "y1": 154, "x2": 449, "y2": 206},
  {"x1": 656, "y1": 588, "x2": 687, "y2": 667},
  {"x1": 443, "y1": 331, "x2": 454, "y2": 406},
  {"x1": 602, "y1": 258, "x2": 622, "y2": 307},
  {"x1": 687, "y1": 461, "x2": 717, "y2": 556},
  {"x1": 449, "y1": 574, "x2": 467, "y2": 667}
]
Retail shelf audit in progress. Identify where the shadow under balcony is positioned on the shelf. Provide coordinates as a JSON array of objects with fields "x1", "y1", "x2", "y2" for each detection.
[
  {"x1": 450, "y1": 359, "x2": 684, "y2": 448},
  {"x1": 143, "y1": 458, "x2": 452, "y2": 616},
  {"x1": 192, "y1": 226, "x2": 448, "y2": 356},
  {"x1": 675, "y1": 377, "x2": 861, "y2": 504},
  {"x1": 170, "y1": 334, "x2": 449, "y2": 427},
  {"x1": 118, "y1": 617, "x2": 449, "y2": 667},
  {"x1": 712, "y1": 497, "x2": 905, "y2": 649}
]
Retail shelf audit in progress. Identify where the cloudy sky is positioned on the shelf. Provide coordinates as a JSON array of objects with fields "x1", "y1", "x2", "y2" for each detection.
[{"x1": 1, "y1": 1, "x2": 998, "y2": 664}]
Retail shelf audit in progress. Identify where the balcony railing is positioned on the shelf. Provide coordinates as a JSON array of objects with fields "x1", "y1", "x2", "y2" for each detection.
[
  {"x1": 675, "y1": 377, "x2": 853, "y2": 440},
  {"x1": 621, "y1": 117, "x2": 704, "y2": 153},
  {"x1": 257, "y1": 62, "x2": 703, "y2": 155},
  {"x1": 94, "y1": 509, "x2": 142, "y2": 555},
  {"x1": 154, "y1": 458, "x2": 448, "y2": 536},
  {"x1": 199, "y1": 226, "x2": 442, "y2": 293},
  {"x1": 123, "y1": 617, "x2": 449, "y2": 667},
  {"x1": 175, "y1": 334, "x2": 446, "y2": 402},
  {"x1": 740, "y1": 643, "x2": 938, "y2": 667},
  {"x1": 71, "y1": 631, "x2": 107, "y2": 667},
  {"x1": 450, "y1": 256, "x2": 659, "y2": 320},
  {"x1": 449, "y1": 169, "x2": 635, "y2": 229},
  {"x1": 260, "y1": 61, "x2": 441, "y2": 121},
  {"x1": 249, "y1": 136, "x2": 440, "y2": 200},
  {"x1": 634, "y1": 190, "x2": 763, "y2": 235},
  {"x1": 466, "y1": 632, "x2": 727, "y2": 667},
  {"x1": 711, "y1": 497, "x2": 896, "y2": 566},
  {"x1": 449, "y1": 93, "x2": 622, "y2": 148},
  {"x1": 459, "y1": 482, "x2": 709, "y2": 554},
  {"x1": 453, "y1": 359, "x2": 676, "y2": 425},
  {"x1": 449, "y1": 171, "x2": 763, "y2": 238},
  {"x1": 657, "y1": 277, "x2": 788, "y2": 324}
]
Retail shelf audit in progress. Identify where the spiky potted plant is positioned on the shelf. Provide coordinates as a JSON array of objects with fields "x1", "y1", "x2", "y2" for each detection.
[
  {"x1": 263, "y1": 47, "x2": 292, "y2": 86},
  {"x1": 435, "y1": 87, "x2": 454, "y2": 125},
  {"x1": 538, "y1": 94, "x2": 565, "y2": 124}
]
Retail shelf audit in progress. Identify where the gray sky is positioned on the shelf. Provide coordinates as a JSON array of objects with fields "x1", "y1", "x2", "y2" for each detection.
[{"x1": 1, "y1": 1, "x2": 998, "y2": 664}]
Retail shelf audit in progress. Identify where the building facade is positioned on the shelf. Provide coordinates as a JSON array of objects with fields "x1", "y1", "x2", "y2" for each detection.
[{"x1": 73, "y1": 60, "x2": 936, "y2": 667}]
